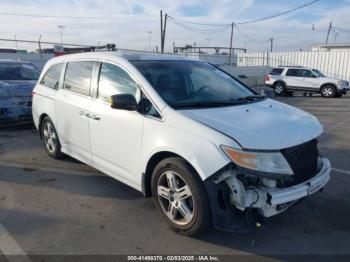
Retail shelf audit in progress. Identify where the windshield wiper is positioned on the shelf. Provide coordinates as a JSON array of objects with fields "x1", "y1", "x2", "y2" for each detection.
[
  {"x1": 238, "y1": 95, "x2": 266, "y2": 102},
  {"x1": 172, "y1": 101, "x2": 245, "y2": 109}
]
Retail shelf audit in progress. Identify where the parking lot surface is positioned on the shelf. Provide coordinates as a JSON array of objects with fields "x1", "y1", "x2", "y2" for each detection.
[{"x1": 0, "y1": 92, "x2": 350, "y2": 257}]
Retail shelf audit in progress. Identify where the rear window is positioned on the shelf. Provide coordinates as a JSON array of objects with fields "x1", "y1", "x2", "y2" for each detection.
[
  {"x1": 0, "y1": 63, "x2": 40, "y2": 80},
  {"x1": 269, "y1": 68, "x2": 284, "y2": 75},
  {"x1": 40, "y1": 63, "x2": 63, "y2": 90}
]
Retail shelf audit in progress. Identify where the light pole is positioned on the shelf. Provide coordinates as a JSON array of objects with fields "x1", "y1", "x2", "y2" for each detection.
[
  {"x1": 147, "y1": 30, "x2": 152, "y2": 51},
  {"x1": 58, "y1": 25, "x2": 66, "y2": 45}
]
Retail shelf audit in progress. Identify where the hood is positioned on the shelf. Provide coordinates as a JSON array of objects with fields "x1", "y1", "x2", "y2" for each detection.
[
  {"x1": 320, "y1": 76, "x2": 347, "y2": 83},
  {"x1": 179, "y1": 99, "x2": 323, "y2": 150},
  {"x1": 0, "y1": 80, "x2": 36, "y2": 98}
]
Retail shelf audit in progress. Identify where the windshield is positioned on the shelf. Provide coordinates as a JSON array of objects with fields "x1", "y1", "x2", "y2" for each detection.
[
  {"x1": 0, "y1": 63, "x2": 40, "y2": 81},
  {"x1": 312, "y1": 69, "x2": 325, "y2": 78},
  {"x1": 131, "y1": 60, "x2": 259, "y2": 109}
]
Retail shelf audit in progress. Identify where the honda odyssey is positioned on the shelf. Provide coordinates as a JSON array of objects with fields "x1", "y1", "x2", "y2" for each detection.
[{"x1": 32, "y1": 52, "x2": 331, "y2": 235}]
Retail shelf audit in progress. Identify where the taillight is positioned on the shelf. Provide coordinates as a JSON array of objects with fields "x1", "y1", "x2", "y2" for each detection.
[
  {"x1": 264, "y1": 75, "x2": 271, "y2": 81},
  {"x1": 32, "y1": 91, "x2": 36, "y2": 96}
]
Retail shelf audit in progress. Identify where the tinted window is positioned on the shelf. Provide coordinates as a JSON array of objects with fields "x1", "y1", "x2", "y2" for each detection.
[
  {"x1": 63, "y1": 61, "x2": 95, "y2": 96},
  {"x1": 312, "y1": 69, "x2": 325, "y2": 77},
  {"x1": 40, "y1": 63, "x2": 63, "y2": 89},
  {"x1": 98, "y1": 63, "x2": 140, "y2": 102},
  {"x1": 286, "y1": 69, "x2": 302, "y2": 77},
  {"x1": 131, "y1": 60, "x2": 254, "y2": 109},
  {"x1": 300, "y1": 69, "x2": 313, "y2": 78},
  {"x1": 0, "y1": 63, "x2": 39, "y2": 81},
  {"x1": 269, "y1": 68, "x2": 284, "y2": 75},
  {"x1": 141, "y1": 94, "x2": 161, "y2": 118}
]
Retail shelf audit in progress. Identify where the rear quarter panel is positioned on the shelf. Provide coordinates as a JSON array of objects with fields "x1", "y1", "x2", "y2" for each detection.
[{"x1": 32, "y1": 84, "x2": 58, "y2": 129}]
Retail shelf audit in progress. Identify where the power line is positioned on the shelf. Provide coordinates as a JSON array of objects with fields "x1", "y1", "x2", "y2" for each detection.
[
  {"x1": 168, "y1": 0, "x2": 319, "y2": 26},
  {"x1": 168, "y1": 18, "x2": 231, "y2": 34},
  {"x1": 0, "y1": 11, "x2": 157, "y2": 19},
  {"x1": 235, "y1": 25, "x2": 270, "y2": 44},
  {"x1": 237, "y1": 0, "x2": 319, "y2": 24},
  {"x1": 167, "y1": 15, "x2": 230, "y2": 26}
]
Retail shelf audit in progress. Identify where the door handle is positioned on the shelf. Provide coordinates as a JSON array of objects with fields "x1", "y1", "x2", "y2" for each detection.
[
  {"x1": 89, "y1": 114, "x2": 101, "y2": 121},
  {"x1": 79, "y1": 111, "x2": 89, "y2": 118}
]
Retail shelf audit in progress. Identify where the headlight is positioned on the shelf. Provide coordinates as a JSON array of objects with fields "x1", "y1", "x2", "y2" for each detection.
[
  {"x1": 221, "y1": 146, "x2": 293, "y2": 175},
  {"x1": 337, "y1": 80, "x2": 346, "y2": 86}
]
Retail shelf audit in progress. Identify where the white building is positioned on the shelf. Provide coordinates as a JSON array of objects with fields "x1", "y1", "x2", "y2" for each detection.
[{"x1": 312, "y1": 43, "x2": 350, "y2": 52}]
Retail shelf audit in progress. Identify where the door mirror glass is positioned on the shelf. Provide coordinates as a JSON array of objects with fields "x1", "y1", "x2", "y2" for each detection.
[{"x1": 110, "y1": 94, "x2": 138, "y2": 111}]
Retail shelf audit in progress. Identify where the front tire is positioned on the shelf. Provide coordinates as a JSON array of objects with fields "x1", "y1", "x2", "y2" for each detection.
[
  {"x1": 321, "y1": 85, "x2": 336, "y2": 98},
  {"x1": 151, "y1": 157, "x2": 211, "y2": 236},
  {"x1": 41, "y1": 117, "x2": 65, "y2": 159}
]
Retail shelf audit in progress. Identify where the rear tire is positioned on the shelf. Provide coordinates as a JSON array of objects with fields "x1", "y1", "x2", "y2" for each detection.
[
  {"x1": 151, "y1": 157, "x2": 211, "y2": 236},
  {"x1": 41, "y1": 117, "x2": 65, "y2": 159},
  {"x1": 273, "y1": 82, "x2": 286, "y2": 96},
  {"x1": 321, "y1": 85, "x2": 336, "y2": 98}
]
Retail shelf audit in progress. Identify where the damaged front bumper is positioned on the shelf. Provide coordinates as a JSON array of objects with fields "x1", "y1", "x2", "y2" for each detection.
[{"x1": 205, "y1": 157, "x2": 331, "y2": 232}]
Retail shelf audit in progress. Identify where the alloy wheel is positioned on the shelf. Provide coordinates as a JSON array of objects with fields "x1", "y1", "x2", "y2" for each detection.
[
  {"x1": 274, "y1": 84, "x2": 284, "y2": 94},
  {"x1": 43, "y1": 121, "x2": 57, "y2": 154},
  {"x1": 322, "y1": 87, "x2": 334, "y2": 97},
  {"x1": 157, "y1": 171, "x2": 194, "y2": 226}
]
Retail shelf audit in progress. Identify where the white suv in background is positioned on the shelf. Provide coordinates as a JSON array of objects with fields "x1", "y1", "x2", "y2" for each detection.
[
  {"x1": 265, "y1": 66, "x2": 349, "y2": 97},
  {"x1": 32, "y1": 52, "x2": 331, "y2": 235}
]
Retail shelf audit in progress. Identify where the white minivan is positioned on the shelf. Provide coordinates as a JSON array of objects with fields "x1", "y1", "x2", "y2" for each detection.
[{"x1": 32, "y1": 52, "x2": 331, "y2": 235}]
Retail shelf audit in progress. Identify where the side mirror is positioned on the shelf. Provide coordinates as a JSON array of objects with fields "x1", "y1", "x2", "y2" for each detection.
[
  {"x1": 312, "y1": 75, "x2": 317, "y2": 78},
  {"x1": 110, "y1": 94, "x2": 138, "y2": 111}
]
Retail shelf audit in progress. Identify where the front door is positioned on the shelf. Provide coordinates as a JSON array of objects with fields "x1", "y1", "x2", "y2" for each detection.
[{"x1": 89, "y1": 62, "x2": 144, "y2": 186}]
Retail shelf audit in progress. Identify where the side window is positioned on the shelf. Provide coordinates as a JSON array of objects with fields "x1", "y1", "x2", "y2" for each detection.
[
  {"x1": 269, "y1": 68, "x2": 284, "y2": 75},
  {"x1": 63, "y1": 61, "x2": 95, "y2": 96},
  {"x1": 98, "y1": 63, "x2": 140, "y2": 102},
  {"x1": 286, "y1": 69, "x2": 301, "y2": 77},
  {"x1": 141, "y1": 94, "x2": 161, "y2": 119},
  {"x1": 40, "y1": 63, "x2": 63, "y2": 90},
  {"x1": 300, "y1": 69, "x2": 313, "y2": 78}
]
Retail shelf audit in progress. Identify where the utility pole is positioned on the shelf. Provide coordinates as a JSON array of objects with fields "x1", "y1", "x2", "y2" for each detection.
[
  {"x1": 325, "y1": 22, "x2": 332, "y2": 44},
  {"x1": 160, "y1": 10, "x2": 163, "y2": 53},
  {"x1": 228, "y1": 22, "x2": 234, "y2": 64},
  {"x1": 162, "y1": 13, "x2": 167, "y2": 53},
  {"x1": 270, "y1": 37, "x2": 273, "y2": 52},
  {"x1": 14, "y1": 35, "x2": 18, "y2": 51},
  {"x1": 38, "y1": 35, "x2": 43, "y2": 61}
]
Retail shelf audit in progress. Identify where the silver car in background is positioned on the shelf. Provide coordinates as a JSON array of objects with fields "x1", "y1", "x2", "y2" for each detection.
[{"x1": 265, "y1": 66, "x2": 349, "y2": 97}]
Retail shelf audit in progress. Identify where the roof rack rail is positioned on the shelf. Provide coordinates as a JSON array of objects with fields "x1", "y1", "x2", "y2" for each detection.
[{"x1": 277, "y1": 65, "x2": 303, "y2": 68}]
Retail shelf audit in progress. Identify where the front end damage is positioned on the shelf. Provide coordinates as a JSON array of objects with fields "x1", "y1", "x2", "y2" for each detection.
[{"x1": 205, "y1": 157, "x2": 331, "y2": 232}]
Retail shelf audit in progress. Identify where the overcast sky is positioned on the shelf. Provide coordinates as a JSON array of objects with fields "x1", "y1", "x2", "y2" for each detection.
[{"x1": 0, "y1": 0, "x2": 349, "y2": 52}]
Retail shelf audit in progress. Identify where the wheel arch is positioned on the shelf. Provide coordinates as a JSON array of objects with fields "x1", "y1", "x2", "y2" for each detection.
[
  {"x1": 142, "y1": 151, "x2": 201, "y2": 197},
  {"x1": 273, "y1": 80, "x2": 287, "y2": 88},
  {"x1": 38, "y1": 113, "x2": 49, "y2": 139},
  {"x1": 320, "y1": 82, "x2": 337, "y2": 91}
]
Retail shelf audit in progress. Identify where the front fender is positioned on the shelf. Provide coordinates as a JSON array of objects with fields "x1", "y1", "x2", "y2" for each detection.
[{"x1": 140, "y1": 111, "x2": 237, "y2": 181}]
